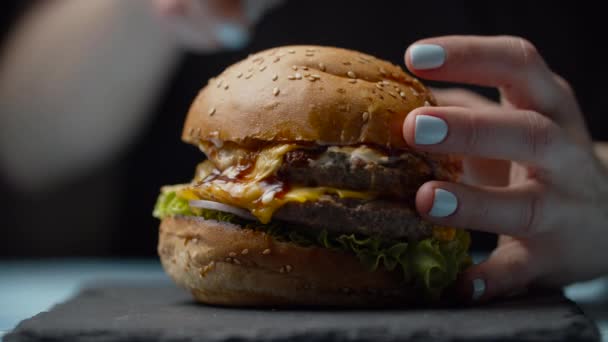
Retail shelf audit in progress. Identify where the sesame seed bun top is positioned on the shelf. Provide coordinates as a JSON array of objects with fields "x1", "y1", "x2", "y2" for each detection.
[{"x1": 182, "y1": 45, "x2": 436, "y2": 149}]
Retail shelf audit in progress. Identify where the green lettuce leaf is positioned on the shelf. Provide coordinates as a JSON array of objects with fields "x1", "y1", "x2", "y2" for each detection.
[
  {"x1": 153, "y1": 191, "x2": 193, "y2": 218},
  {"x1": 154, "y1": 191, "x2": 471, "y2": 300}
]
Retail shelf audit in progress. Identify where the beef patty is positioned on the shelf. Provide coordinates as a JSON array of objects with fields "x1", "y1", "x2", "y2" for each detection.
[
  {"x1": 274, "y1": 196, "x2": 433, "y2": 241},
  {"x1": 278, "y1": 148, "x2": 456, "y2": 200}
]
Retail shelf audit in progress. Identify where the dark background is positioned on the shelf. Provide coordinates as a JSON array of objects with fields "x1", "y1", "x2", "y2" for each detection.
[{"x1": 2, "y1": 1, "x2": 606, "y2": 258}]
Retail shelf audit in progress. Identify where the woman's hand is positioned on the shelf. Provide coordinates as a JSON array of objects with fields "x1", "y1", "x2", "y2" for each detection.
[
  {"x1": 402, "y1": 36, "x2": 608, "y2": 302},
  {"x1": 154, "y1": 0, "x2": 282, "y2": 51}
]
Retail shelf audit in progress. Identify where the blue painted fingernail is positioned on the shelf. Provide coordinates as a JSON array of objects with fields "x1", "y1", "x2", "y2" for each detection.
[
  {"x1": 214, "y1": 22, "x2": 250, "y2": 50},
  {"x1": 415, "y1": 115, "x2": 448, "y2": 145},
  {"x1": 472, "y1": 278, "x2": 486, "y2": 301},
  {"x1": 410, "y1": 44, "x2": 446, "y2": 70},
  {"x1": 429, "y1": 189, "x2": 458, "y2": 217}
]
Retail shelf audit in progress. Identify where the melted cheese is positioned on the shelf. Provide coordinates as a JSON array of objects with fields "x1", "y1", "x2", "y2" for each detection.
[
  {"x1": 188, "y1": 143, "x2": 375, "y2": 223},
  {"x1": 326, "y1": 145, "x2": 390, "y2": 163}
]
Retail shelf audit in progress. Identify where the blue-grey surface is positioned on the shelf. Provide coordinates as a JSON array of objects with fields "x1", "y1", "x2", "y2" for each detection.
[
  {"x1": 0, "y1": 259, "x2": 168, "y2": 339},
  {"x1": 0, "y1": 260, "x2": 606, "y2": 341}
]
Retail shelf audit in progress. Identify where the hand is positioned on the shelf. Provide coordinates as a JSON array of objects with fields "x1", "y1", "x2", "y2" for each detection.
[
  {"x1": 402, "y1": 36, "x2": 608, "y2": 302},
  {"x1": 154, "y1": 0, "x2": 281, "y2": 52}
]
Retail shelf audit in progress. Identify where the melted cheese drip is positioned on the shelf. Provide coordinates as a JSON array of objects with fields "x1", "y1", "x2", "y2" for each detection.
[{"x1": 189, "y1": 144, "x2": 375, "y2": 223}]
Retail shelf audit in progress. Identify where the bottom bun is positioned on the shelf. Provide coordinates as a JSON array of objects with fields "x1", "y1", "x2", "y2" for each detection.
[{"x1": 158, "y1": 215, "x2": 420, "y2": 307}]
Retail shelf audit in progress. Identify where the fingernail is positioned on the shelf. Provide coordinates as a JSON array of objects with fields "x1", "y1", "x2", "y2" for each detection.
[
  {"x1": 429, "y1": 189, "x2": 457, "y2": 217},
  {"x1": 415, "y1": 115, "x2": 448, "y2": 145},
  {"x1": 472, "y1": 278, "x2": 486, "y2": 301},
  {"x1": 410, "y1": 44, "x2": 446, "y2": 70},
  {"x1": 214, "y1": 22, "x2": 250, "y2": 50}
]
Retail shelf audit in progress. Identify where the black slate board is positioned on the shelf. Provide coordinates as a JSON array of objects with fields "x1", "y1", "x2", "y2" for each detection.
[{"x1": 5, "y1": 285, "x2": 599, "y2": 342}]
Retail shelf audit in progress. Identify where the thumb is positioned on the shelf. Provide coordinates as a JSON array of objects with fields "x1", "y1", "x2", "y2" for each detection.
[{"x1": 458, "y1": 241, "x2": 538, "y2": 302}]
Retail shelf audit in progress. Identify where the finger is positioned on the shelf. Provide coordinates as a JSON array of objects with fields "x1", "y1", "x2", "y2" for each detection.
[
  {"x1": 415, "y1": 181, "x2": 546, "y2": 237},
  {"x1": 403, "y1": 106, "x2": 573, "y2": 169},
  {"x1": 457, "y1": 241, "x2": 538, "y2": 302},
  {"x1": 430, "y1": 88, "x2": 497, "y2": 109},
  {"x1": 404, "y1": 36, "x2": 577, "y2": 125},
  {"x1": 155, "y1": 0, "x2": 187, "y2": 16}
]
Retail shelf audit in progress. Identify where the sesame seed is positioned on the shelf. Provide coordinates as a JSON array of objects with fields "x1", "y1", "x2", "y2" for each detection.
[
  {"x1": 379, "y1": 68, "x2": 387, "y2": 75},
  {"x1": 348, "y1": 79, "x2": 357, "y2": 83},
  {"x1": 287, "y1": 75, "x2": 296, "y2": 80},
  {"x1": 285, "y1": 265, "x2": 293, "y2": 272},
  {"x1": 272, "y1": 74, "x2": 278, "y2": 81},
  {"x1": 318, "y1": 63, "x2": 326, "y2": 71},
  {"x1": 362, "y1": 112, "x2": 369, "y2": 122},
  {"x1": 208, "y1": 107, "x2": 216, "y2": 116},
  {"x1": 388, "y1": 92, "x2": 396, "y2": 98},
  {"x1": 262, "y1": 248, "x2": 271, "y2": 255},
  {"x1": 292, "y1": 65, "x2": 298, "y2": 71},
  {"x1": 273, "y1": 57, "x2": 280, "y2": 63},
  {"x1": 224, "y1": 84, "x2": 229, "y2": 90},
  {"x1": 304, "y1": 72, "x2": 310, "y2": 77},
  {"x1": 229, "y1": 252, "x2": 237, "y2": 257},
  {"x1": 375, "y1": 83, "x2": 383, "y2": 90},
  {"x1": 399, "y1": 91, "x2": 406, "y2": 98},
  {"x1": 216, "y1": 79, "x2": 223, "y2": 88},
  {"x1": 343, "y1": 61, "x2": 351, "y2": 66},
  {"x1": 382, "y1": 80, "x2": 390, "y2": 85},
  {"x1": 411, "y1": 88, "x2": 419, "y2": 96},
  {"x1": 252, "y1": 57, "x2": 263, "y2": 63},
  {"x1": 424, "y1": 100, "x2": 431, "y2": 106},
  {"x1": 307, "y1": 76, "x2": 316, "y2": 82},
  {"x1": 225, "y1": 257, "x2": 232, "y2": 263},
  {"x1": 259, "y1": 65, "x2": 267, "y2": 71},
  {"x1": 306, "y1": 48, "x2": 316, "y2": 52},
  {"x1": 245, "y1": 73, "x2": 253, "y2": 79},
  {"x1": 237, "y1": 72, "x2": 243, "y2": 78},
  {"x1": 188, "y1": 127, "x2": 195, "y2": 136},
  {"x1": 209, "y1": 261, "x2": 215, "y2": 267},
  {"x1": 347, "y1": 71, "x2": 356, "y2": 78},
  {"x1": 302, "y1": 66, "x2": 309, "y2": 70},
  {"x1": 288, "y1": 49, "x2": 295, "y2": 54},
  {"x1": 295, "y1": 72, "x2": 302, "y2": 79},
  {"x1": 241, "y1": 249, "x2": 249, "y2": 255},
  {"x1": 233, "y1": 258, "x2": 241, "y2": 265},
  {"x1": 305, "y1": 52, "x2": 314, "y2": 56},
  {"x1": 311, "y1": 74, "x2": 321, "y2": 79},
  {"x1": 273, "y1": 87, "x2": 280, "y2": 96}
]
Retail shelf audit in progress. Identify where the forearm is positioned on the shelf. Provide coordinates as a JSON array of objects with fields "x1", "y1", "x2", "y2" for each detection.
[{"x1": 0, "y1": 0, "x2": 180, "y2": 190}]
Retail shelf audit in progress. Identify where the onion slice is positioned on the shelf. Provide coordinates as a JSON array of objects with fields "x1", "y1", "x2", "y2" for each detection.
[{"x1": 189, "y1": 199, "x2": 257, "y2": 221}]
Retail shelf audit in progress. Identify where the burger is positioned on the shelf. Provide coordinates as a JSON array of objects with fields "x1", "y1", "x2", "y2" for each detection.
[{"x1": 153, "y1": 46, "x2": 471, "y2": 307}]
